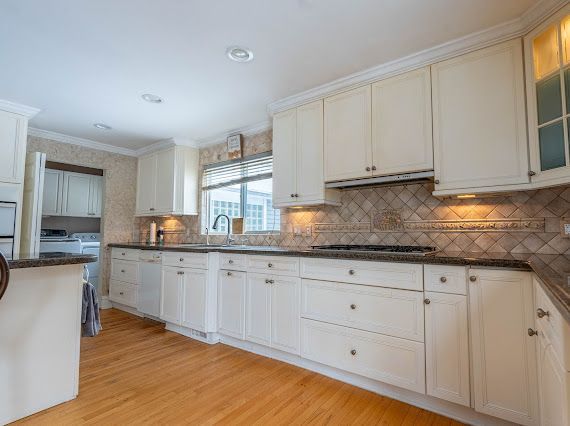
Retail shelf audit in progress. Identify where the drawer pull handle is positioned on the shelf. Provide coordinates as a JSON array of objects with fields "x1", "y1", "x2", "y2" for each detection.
[
  {"x1": 268, "y1": 263, "x2": 273, "y2": 268},
  {"x1": 424, "y1": 298, "x2": 431, "y2": 305},
  {"x1": 119, "y1": 292, "x2": 124, "y2": 295},
  {"x1": 440, "y1": 276, "x2": 447, "y2": 283},
  {"x1": 228, "y1": 259, "x2": 234, "y2": 264},
  {"x1": 350, "y1": 349, "x2": 357, "y2": 356},
  {"x1": 265, "y1": 279, "x2": 274, "y2": 284},
  {"x1": 227, "y1": 272, "x2": 232, "y2": 276},
  {"x1": 177, "y1": 271, "x2": 185, "y2": 275},
  {"x1": 469, "y1": 276, "x2": 477, "y2": 282},
  {"x1": 350, "y1": 304, "x2": 357, "y2": 310},
  {"x1": 537, "y1": 308, "x2": 550, "y2": 318},
  {"x1": 179, "y1": 258, "x2": 184, "y2": 262},
  {"x1": 348, "y1": 269, "x2": 355, "y2": 275},
  {"x1": 528, "y1": 328, "x2": 538, "y2": 337}
]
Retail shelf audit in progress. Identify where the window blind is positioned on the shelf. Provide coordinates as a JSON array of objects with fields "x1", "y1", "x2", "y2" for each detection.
[{"x1": 202, "y1": 152, "x2": 273, "y2": 191}]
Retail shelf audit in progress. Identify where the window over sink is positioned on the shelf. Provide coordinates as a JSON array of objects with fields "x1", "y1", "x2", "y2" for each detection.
[{"x1": 202, "y1": 153, "x2": 280, "y2": 234}]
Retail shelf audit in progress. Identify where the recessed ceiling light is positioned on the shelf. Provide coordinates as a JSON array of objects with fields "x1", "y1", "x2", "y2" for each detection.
[
  {"x1": 93, "y1": 123, "x2": 112, "y2": 130},
  {"x1": 142, "y1": 93, "x2": 163, "y2": 104},
  {"x1": 226, "y1": 46, "x2": 254, "y2": 63}
]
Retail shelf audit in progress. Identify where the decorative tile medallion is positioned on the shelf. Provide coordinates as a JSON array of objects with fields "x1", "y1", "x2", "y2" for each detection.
[
  {"x1": 371, "y1": 209, "x2": 404, "y2": 231},
  {"x1": 313, "y1": 222, "x2": 371, "y2": 233}
]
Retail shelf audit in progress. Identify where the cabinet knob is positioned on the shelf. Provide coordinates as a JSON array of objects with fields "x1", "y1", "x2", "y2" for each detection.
[
  {"x1": 228, "y1": 259, "x2": 234, "y2": 264},
  {"x1": 294, "y1": 193, "x2": 299, "y2": 197},
  {"x1": 528, "y1": 328, "x2": 538, "y2": 336},
  {"x1": 119, "y1": 292, "x2": 124, "y2": 295},
  {"x1": 348, "y1": 269, "x2": 355, "y2": 275},
  {"x1": 268, "y1": 263, "x2": 273, "y2": 268},
  {"x1": 365, "y1": 167, "x2": 371, "y2": 172},
  {"x1": 121, "y1": 269, "x2": 125, "y2": 273},
  {"x1": 434, "y1": 179, "x2": 440, "y2": 185},
  {"x1": 440, "y1": 276, "x2": 447, "y2": 283},
  {"x1": 121, "y1": 252, "x2": 126, "y2": 256},
  {"x1": 350, "y1": 303, "x2": 357, "y2": 310},
  {"x1": 350, "y1": 349, "x2": 357, "y2": 356},
  {"x1": 226, "y1": 271, "x2": 232, "y2": 276},
  {"x1": 179, "y1": 258, "x2": 184, "y2": 262},
  {"x1": 537, "y1": 308, "x2": 550, "y2": 318},
  {"x1": 469, "y1": 276, "x2": 477, "y2": 282},
  {"x1": 150, "y1": 208, "x2": 155, "y2": 211},
  {"x1": 528, "y1": 170, "x2": 536, "y2": 177},
  {"x1": 371, "y1": 166, "x2": 377, "y2": 171},
  {"x1": 424, "y1": 298, "x2": 431, "y2": 305}
]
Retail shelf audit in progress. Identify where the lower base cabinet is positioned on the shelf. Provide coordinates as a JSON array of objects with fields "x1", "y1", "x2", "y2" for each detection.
[
  {"x1": 218, "y1": 270, "x2": 246, "y2": 339},
  {"x1": 301, "y1": 318, "x2": 426, "y2": 393},
  {"x1": 469, "y1": 269, "x2": 539, "y2": 426},
  {"x1": 424, "y1": 291, "x2": 470, "y2": 407},
  {"x1": 109, "y1": 279, "x2": 137, "y2": 308},
  {"x1": 246, "y1": 273, "x2": 300, "y2": 355}
]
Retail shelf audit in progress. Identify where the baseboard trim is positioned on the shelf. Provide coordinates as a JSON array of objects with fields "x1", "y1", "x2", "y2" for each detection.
[
  {"x1": 110, "y1": 302, "x2": 144, "y2": 317},
  {"x1": 165, "y1": 323, "x2": 220, "y2": 345},
  {"x1": 100, "y1": 296, "x2": 112, "y2": 310}
]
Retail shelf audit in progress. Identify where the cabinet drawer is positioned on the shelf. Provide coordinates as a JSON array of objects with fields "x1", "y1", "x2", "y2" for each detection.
[
  {"x1": 424, "y1": 264, "x2": 467, "y2": 295},
  {"x1": 220, "y1": 253, "x2": 247, "y2": 271},
  {"x1": 111, "y1": 248, "x2": 139, "y2": 261},
  {"x1": 300, "y1": 258, "x2": 423, "y2": 291},
  {"x1": 163, "y1": 252, "x2": 208, "y2": 269},
  {"x1": 247, "y1": 255, "x2": 299, "y2": 276},
  {"x1": 301, "y1": 319, "x2": 425, "y2": 393},
  {"x1": 109, "y1": 280, "x2": 137, "y2": 307},
  {"x1": 301, "y1": 279, "x2": 424, "y2": 341},
  {"x1": 535, "y1": 277, "x2": 570, "y2": 371},
  {"x1": 110, "y1": 259, "x2": 138, "y2": 284}
]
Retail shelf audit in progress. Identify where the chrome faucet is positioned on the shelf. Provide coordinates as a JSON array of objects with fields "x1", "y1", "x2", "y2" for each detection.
[{"x1": 212, "y1": 214, "x2": 234, "y2": 245}]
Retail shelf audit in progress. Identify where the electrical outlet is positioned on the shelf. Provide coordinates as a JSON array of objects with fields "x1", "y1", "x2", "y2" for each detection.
[
  {"x1": 305, "y1": 225, "x2": 312, "y2": 237},
  {"x1": 565, "y1": 223, "x2": 570, "y2": 236},
  {"x1": 293, "y1": 225, "x2": 303, "y2": 236}
]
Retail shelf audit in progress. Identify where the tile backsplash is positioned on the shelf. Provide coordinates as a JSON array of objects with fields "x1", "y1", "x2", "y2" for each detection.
[{"x1": 135, "y1": 130, "x2": 570, "y2": 255}]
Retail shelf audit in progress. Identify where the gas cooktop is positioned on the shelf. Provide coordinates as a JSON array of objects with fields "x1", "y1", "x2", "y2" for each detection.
[{"x1": 311, "y1": 244, "x2": 438, "y2": 255}]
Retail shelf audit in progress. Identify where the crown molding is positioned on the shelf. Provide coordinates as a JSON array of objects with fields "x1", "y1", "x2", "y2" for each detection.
[
  {"x1": 28, "y1": 127, "x2": 138, "y2": 157},
  {"x1": 134, "y1": 137, "x2": 199, "y2": 156},
  {"x1": 196, "y1": 120, "x2": 272, "y2": 148},
  {"x1": 267, "y1": 0, "x2": 569, "y2": 115},
  {"x1": 0, "y1": 99, "x2": 40, "y2": 118}
]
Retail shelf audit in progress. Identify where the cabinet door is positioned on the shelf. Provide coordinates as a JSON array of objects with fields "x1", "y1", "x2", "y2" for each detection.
[
  {"x1": 154, "y1": 148, "x2": 176, "y2": 214},
  {"x1": 245, "y1": 273, "x2": 271, "y2": 346},
  {"x1": 425, "y1": 292, "x2": 470, "y2": 407},
  {"x1": 272, "y1": 108, "x2": 297, "y2": 206},
  {"x1": 218, "y1": 270, "x2": 246, "y2": 339},
  {"x1": 271, "y1": 276, "x2": 300, "y2": 354},
  {"x1": 469, "y1": 269, "x2": 539, "y2": 425},
  {"x1": 136, "y1": 154, "x2": 157, "y2": 215},
  {"x1": 181, "y1": 268, "x2": 207, "y2": 332},
  {"x1": 297, "y1": 100, "x2": 325, "y2": 202},
  {"x1": 324, "y1": 85, "x2": 372, "y2": 182},
  {"x1": 537, "y1": 331, "x2": 570, "y2": 426},
  {"x1": 61, "y1": 172, "x2": 91, "y2": 217},
  {"x1": 0, "y1": 110, "x2": 26, "y2": 184},
  {"x1": 432, "y1": 40, "x2": 529, "y2": 192},
  {"x1": 160, "y1": 266, "x2": 182, "y2": 325},
  {"x1": 89, "y1": 176, "x2": 102, "y2": 217},
  {"x1": 42, "y1": 169, "x2": 63, "y2": 216},
  {"x1": 371, "y1": 67, "x2": 433, "y2": 175}
]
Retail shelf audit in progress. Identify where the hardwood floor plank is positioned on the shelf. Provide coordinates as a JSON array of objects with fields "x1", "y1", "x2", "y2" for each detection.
[{"x1": 14, "y1": 309, "x2": 463, "y2": 425}]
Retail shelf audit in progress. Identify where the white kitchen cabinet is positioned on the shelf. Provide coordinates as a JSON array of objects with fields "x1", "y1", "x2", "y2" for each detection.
[
  {"x1": 218, "y1": 270, "x2": 246, "y2": 339},
  {"x1": 181, "y1": 268, "x2": 207, "y2": 332},
  {"x1": 371, "y1": 67, "x2": 433, "y2": 175},
  {"x1": 42, "y1": 169, "x2": 63, "y2": 216},
  {"x1": 61, "y1": 172, "x2": 102, "y2": 218},
  {"x1": 524, "y1": 5, "x2": 570, "y2": 188},
  {"x1": 273, "y1": 101, "x2": 340, "y2": 208},
  {"x1": 324, "y1": 86, "x2": 372, "y2": 182},
  {"x1": 160, "y1": 266, "x2": 183, "y2": 325},
  {"x1": 0, "y1": 110, "x2": 28, "y2": 184},
  {"x1": 245, "y1": 272, "x2": 300, "y2": 354},
  {"x1": 135, "y1": 146, "x2": 199, "y2": 216},
  {"x1": 424, "y1": 291, "x2": 470, "y2": 407},
  {"x1": 431, "y1": 39, "x2": 530, "y2": 196},
  {"x1": 469, "y1": 268, "x2": 539, "y2": 425}
]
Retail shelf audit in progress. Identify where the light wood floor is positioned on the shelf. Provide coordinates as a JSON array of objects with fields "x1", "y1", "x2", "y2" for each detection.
[{"x1": 16, "y1": 309, "x2": 463, "y2": 425}]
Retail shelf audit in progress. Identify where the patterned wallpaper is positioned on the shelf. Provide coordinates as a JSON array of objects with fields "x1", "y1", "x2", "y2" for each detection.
[
  {"x1": 136, "y1": 130, "x2": 570, "y2": 256},
  {"x1": 27, "y1": 136, "x2": 138, "y2": 295}
]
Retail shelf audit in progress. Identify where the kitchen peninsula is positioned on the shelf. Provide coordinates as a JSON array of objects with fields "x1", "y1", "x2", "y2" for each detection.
[{"x1": 0, "y1": 252, "x2": 97, "y2": 425}]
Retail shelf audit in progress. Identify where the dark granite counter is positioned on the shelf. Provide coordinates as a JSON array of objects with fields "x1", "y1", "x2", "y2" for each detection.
[
  {"x1": 108, "y1": 242, "x2": 570, "y2": 322},
  {"x1": 8, "y1": 252, "x2": 98, "y2": 269}
]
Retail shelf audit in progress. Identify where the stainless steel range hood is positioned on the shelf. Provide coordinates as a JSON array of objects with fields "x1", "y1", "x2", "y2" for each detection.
[{"x1": 325, "y1": 171, "x2": 434, "y2": 189}]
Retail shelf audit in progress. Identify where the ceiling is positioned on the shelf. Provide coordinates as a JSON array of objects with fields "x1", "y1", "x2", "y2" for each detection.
[{"x1": 0, "y1": 0, "x2": 538, "y2": 150}]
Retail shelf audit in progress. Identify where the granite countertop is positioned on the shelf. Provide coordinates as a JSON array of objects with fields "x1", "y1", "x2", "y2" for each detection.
[
  {"x1": 8, "y1": 252, "x2": 98, "y2": 269},
  {"x1": 108, "y1": 242, "x2": 570, "y2": 322}
]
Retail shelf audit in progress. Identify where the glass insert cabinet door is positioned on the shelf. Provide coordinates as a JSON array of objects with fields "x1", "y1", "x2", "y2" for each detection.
[{"x1": 526, "y1": 7, "x2": 570, "y2": 182}]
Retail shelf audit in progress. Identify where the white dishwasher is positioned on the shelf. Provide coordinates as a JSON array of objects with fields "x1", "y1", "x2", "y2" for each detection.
[{"x1": 138, "y1": 251, "x2": 162, "y2": 317}]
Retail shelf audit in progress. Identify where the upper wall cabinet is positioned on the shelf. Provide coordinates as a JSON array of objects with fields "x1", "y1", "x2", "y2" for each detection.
[
  {"x1": 371, "y1": 67, "x2": 433, "y2": 176},
  {"x1": 135, "y1": 146, "x2": 199, "y2": 217},
  {"x1": 0, "y1": 110, "x2": 28, "y2": 185},
  {"x1": 525, "y1": 5, "x2": 570, "y2": 187},
  {"x1": 431, "y1": 39, "x2": 530, "y2": 196},
  {"x1": 273, "y1": 100, "x2": 340, "y2": 208},
  {"x1": 43, "y1": 170, "x2": 102, "y2": 218},
  {"x1": 323, "y1": 67, "x2": 433, "y2": 183}
]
